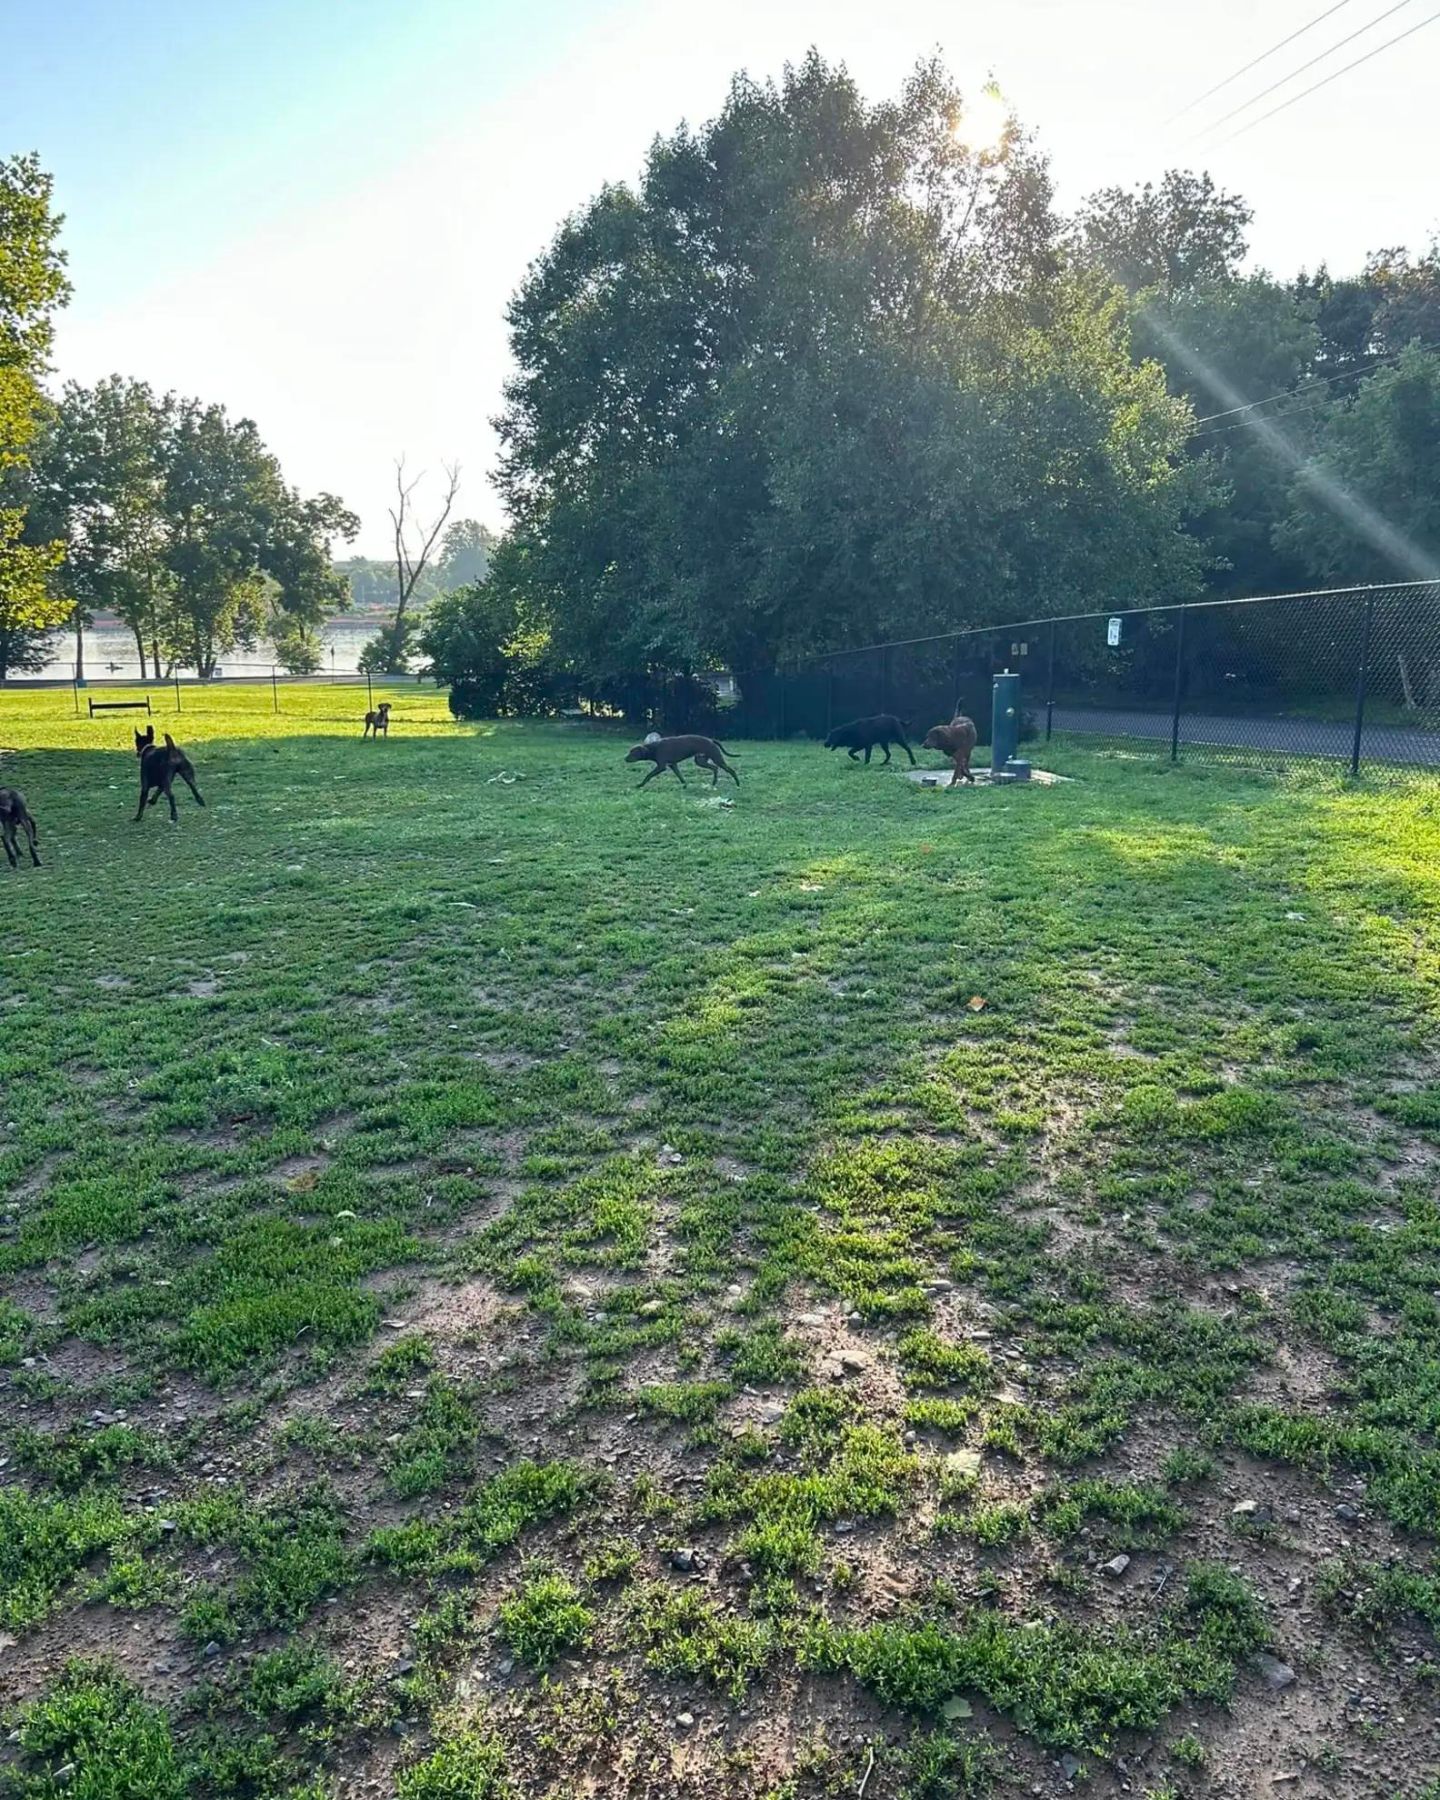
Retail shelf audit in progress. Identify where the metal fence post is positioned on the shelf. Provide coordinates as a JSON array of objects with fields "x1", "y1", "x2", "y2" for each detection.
[
  {"x1": 271, "y1": 667, "x2": 279, "y2": 714},
  {"x1": 1045, "y1": 620, "x2": 1057, "y2": 742},
  {"x1": 1169, "y1": 606, "x2": 1188, "y2": 764},
  {"x1": 1350, "y1": 592, "x2": 1375, "y2": 778}
]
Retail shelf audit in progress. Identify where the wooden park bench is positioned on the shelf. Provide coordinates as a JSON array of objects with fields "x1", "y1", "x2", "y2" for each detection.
[{"x1": 88, "y1": 696, "x2": 152, "y2": 717}]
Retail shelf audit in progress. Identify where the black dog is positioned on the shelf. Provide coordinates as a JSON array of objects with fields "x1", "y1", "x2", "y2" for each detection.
[
  {"x1": 823, "y1": 713, "x2": 916, "y2": 766},
  {"x1": 134, "y1": 728, "x2": 205, "y2": 823},
  {"x1": 0, "y1": 787, "x2": 40, "y2": 867}
]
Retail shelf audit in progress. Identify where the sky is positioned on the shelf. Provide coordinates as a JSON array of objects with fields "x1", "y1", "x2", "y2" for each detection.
[{"x1": 5, "y1": 0, "x2": 1439, "y2": 557}]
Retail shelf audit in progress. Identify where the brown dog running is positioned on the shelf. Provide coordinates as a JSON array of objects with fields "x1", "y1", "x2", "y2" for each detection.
[
  {"x1": 363, "y1": 702, "x2": 391, "y2": 738},
  {"x1": 922, "y1": 715, "x2": 979, "y2": 786},
  {"x1": 0, "y1": 787, "x2": 40, "y2": 867},
  {"x1": 625, "y1": 734, "x2": 740, "y2": 788},
  {"x1": 134, "y1": 728, "x2": 206, "y2": 822}
]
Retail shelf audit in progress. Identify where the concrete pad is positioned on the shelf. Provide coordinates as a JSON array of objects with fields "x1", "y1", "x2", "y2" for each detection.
[{"x1": 902, "y1": 766, "x2": 1073, "y2": 788}]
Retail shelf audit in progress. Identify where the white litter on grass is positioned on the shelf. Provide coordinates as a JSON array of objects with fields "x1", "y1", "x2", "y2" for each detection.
[
  {"x1": 486, "y1": 770, "x2": 525, "y2": 785},
  {"x1": 699, "y1": 796, "x2": 735, "y2": 809}
]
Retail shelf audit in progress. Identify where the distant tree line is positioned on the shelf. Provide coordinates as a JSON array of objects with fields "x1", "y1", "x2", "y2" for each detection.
[{"x1": 427, "y1": 54, "x2": 1438, "y2": 718}]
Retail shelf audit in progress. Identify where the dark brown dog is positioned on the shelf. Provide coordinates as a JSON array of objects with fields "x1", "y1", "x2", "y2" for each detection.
[
  {"x1": 0, "y1": 787, "x2": 40, "y2": 867},
  {"x1": 134, "y1": 727, "x2": 205, "y2": 822},
  {"x1": 625, "y1": 734, "x2": 739, "y2": 788},
  {"x1": 922, "y1": 715, "x2": 978, "y2": 786},
  {"x1": 363, "y1": 702, "x2": 391, "y2": 738}
]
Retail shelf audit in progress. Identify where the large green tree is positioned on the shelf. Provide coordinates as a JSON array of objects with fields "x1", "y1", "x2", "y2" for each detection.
[
  {"x1": 0, "y1": 152, "x2": 71, "y2": 677},
  {"x1": 498, "y1": 54, "x2": 1206, "y2": 690},
  {"x1": 28, "y1": 376, "x2": 175, "y2": 677},
  {"x1": 158, "y1": 398, "x2": 357, "y2": 677},
  {"x1": 1072, "y1": 170, "x2": 1251, "y2": 298}
]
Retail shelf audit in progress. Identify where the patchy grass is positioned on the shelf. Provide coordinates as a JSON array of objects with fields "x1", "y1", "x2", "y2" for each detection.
[{"x1": 4, "y1": 690, "x2": 1440, "y2": 1795}]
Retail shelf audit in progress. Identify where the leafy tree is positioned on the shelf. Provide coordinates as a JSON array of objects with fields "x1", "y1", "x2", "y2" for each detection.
[
  {"x1": 1278, "y1": 344, "x2": 1440, "y2": 591},
  {"x1": 435, "y1": 518, "x2": 497, "y2": 591},
  {"x1": 1136, "y1": 276, "x2": 1322, "y2": 594},
  {"x1": 268, "y1": 611, "x2": 325, "y2": 675},
  {"x1": 1073, "y1": 170, "x2": 1251, "y2": 297},
  {"x1": 28, "y1": 376, "x2": 175, "y2": 677},
  {"x1": 0, "y1": 152, "x2": 71, "y2": 666},
  {"x1": 498, "y1": 54, "x2": 1206, "y2": 690},
  {"x1": 418, "y1": 541, "x2": 572, "y2": 717},
  {"x1": 0, "y1": 508, "x2": 66, "y2": 678},
  {"x1": 1295, "y1": 243, "x2": 1440, "y2": 378},
  {"x1": 159, "y1": 398, "x2": 356, "y2": 677}
]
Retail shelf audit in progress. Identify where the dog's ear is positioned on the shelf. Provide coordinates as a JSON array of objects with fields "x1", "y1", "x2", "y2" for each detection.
[{"x1": 163, "y1": 733, "x2": 176, "y2": 748}]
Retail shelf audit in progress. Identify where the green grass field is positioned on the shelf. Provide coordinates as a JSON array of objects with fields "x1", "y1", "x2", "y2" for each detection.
[{"x1": 3, "y1": 684, "x2": 1440, "y2": 1799}]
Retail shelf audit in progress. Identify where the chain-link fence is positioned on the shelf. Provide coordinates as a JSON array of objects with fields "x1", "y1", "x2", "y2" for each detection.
[{"x1": 725, "y1": 582, "x2": 1440, "y2": 777}]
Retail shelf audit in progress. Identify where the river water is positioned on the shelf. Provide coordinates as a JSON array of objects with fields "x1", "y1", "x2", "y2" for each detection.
[{"x1": 36, "y1": 621, "x2": 382, "y2": 681}]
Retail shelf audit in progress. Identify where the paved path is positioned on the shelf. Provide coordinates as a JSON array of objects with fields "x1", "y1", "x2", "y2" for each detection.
[{"x1": 1049, "y1": 705, "x2": 1440, "y2": 768}]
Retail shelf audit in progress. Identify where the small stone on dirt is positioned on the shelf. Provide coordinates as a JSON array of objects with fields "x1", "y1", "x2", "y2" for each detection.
[
  {"x1": 1101, "y1": 1554, "x2": 1131, "y2": 1578},
  {"x1": 1252, "y1": 1652, "x2": 1296, "y2": 1691},
  {"x1": 1335, "y1": 1502, "x2": 1361, "y2": 1522},
  {"x1": 1060, "y1": 1754, "x2": 1082, "y2": 1780},
  {"x1": 675, "y1": 1712, "x2": 695, "y2": 1730},
  {"x1": 669, "y1": 1547, "x2": 702, "y2": 1573},
  {"x1": 941, "y1": 1696, "x2": 972, "y2": 1721},
  {"x1": 945, "y1": 1449, "x2": 983, "y2": 1478},
  {"x1": 202, "y1": 1642, "x2": 222, "y2": 1660}
]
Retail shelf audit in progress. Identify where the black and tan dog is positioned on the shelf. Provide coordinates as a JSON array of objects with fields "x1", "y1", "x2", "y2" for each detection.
[
  {"x1": 625, "y1": 734, "x2": 739, "y2": 788},
  {"x1": 0, "y1": 787, "x2": 40, "y2": 867},
  {"x1": 134, "y1": 727, "x2": 205, "y2": 822},
  {"x1": 922, "y1": 715, "x2": 979, "y2": 786},
  {"x1": 823, "y1": 713, "x2": 915, "y2": 766},
  {"x1": 363, "y1": 701, "x2": 391, "y2": 738}
]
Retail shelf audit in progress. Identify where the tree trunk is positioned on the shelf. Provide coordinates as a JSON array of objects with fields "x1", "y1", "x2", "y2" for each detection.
[
  {"x1": 74, "y1": 616, "x2": 85, "y2": 683},
  {"x1": 132, "y1": 626, "x2": 148, "y2": 681}
]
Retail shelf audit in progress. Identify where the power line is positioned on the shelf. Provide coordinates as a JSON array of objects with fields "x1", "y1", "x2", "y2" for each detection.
[
  {"x1": 1191, "y1": 394, "x2": 1346, "y2": 442},
  {"x1": 1215, "y1": 5, "x2": 1440, "y2": 143},
  {"x1": 1187, "y1": 343, "x2": 1440, "y2": 442},
  {"x1": 1164, "y1": 0, "x2": 1361, "y2": 123},
  {"x1": 1192, "y1": 339, "x2": 1440, "y2": 424},
  {"x1": 1190, "y1": 0, "x2": 1417, "y2": 141}
]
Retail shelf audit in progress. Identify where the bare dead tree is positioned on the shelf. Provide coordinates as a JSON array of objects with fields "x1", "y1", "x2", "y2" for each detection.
[{"x1": 383, "y1": 456, "x2": 460, "y2": 668}]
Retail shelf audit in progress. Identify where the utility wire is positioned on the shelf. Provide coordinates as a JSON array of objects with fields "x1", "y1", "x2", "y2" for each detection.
[
  {"x1": 1190, "y1": 0, "x2": 1417, "y2": 140},
  {"x1": 1214, "y1": 5, "x2": 1440, "y2": 143},
  {"x1": 1164, "y1": 0, "x2": 1360, "y2": 123},
  {"x1": 1191, "y1": 339, "x2": 1440, "y2": 424},
  {"x1": 1195, "y1": 345, "x2": 1440, "y2": 441}
]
